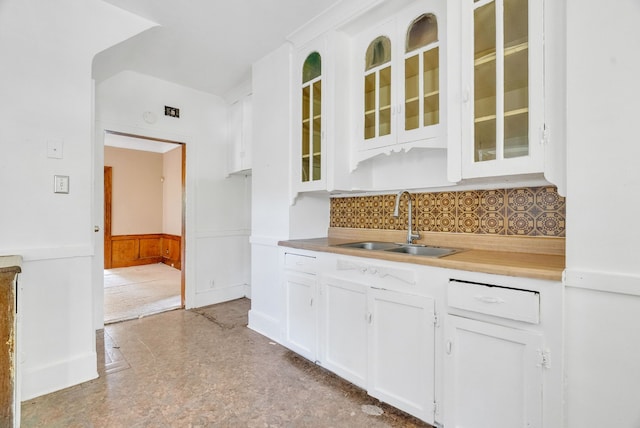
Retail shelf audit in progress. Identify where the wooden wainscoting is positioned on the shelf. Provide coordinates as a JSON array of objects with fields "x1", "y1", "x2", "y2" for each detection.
[
  {"x1": 161, "y1": 234, "x2": 181, "y2": 269},
  {"x1": 109, "y1": 234, "x2": 181, "y2": 269}
]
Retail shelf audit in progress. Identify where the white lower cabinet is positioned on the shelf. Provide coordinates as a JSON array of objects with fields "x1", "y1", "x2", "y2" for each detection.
[
  {"x1": 319, "y1": 276, "x2": 368, "y2": 388},
  {"x1": 283, "y1": 272, "x2": 318, "y2": 361},
  {"x1": 319, "y1": 276, "x2": 437, "y2": 424},
  {"x1": 367, "y1": 288, "x2": 436, "y2": 424},
  {"x1": 444, "y1": 316, "x2": 543, "y2": 428},
  {"x1": 316, "y1": 257, "x2": 439, "y2": 426},
  {"x1": 280, "y1": 249, "x2": 561, "y2": 428}
]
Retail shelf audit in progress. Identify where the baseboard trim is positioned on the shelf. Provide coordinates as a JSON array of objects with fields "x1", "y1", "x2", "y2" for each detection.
[
  {"x1": 247, "y1": 310, "x2": 281, "y2": 343},
  {"x1": 21, "y1": 351, "x2": 97, "y2": 401},
  {"x1": 193, "y1": 284, "x2": 248, "y2": 308}
]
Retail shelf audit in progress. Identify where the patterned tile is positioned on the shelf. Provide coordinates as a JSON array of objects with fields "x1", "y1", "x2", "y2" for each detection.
[
  {"x1": 457, "y1": 191, "x2": 480, "y2": 213},
  {"x1": 507, "y1": 212, "x2": 536, "y2": 236},
  {"x1": 479, "y1": 212, "x2": 505, "y2": 234},
  {"x1": 457, "y1": 212, "x2": 480, "y2": 234},
  {"x1": 330, "y1": 186, "x2": 565, "y2": 238},
  {"x1": 480, "y1": 189, "x2": 506, "y2": 212},
  {"x1": 535, "y1": 187, "x2": 565, "y2": 211},
  {"x1": 416, "y1": 210, "x2": 436, "y2": 232},
  {"x1": 435, "y1": 212, "x2": 456, "y2": 232},
  {"x1": 435, "y1": 192, "x2": 456, "y2": 212},
  {"x1": 507, "y1": 188, "x2": 536, "y2": 212},
  {"x1": 535, "y1": 212, "x2": 566, "y2": 237},
  {"x1": 416, "y1": 192, "x2": 437, "y2": 213}
]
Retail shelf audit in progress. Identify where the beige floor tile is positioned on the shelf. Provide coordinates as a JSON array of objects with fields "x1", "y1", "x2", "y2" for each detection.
[{"x1": 22, "y1": 298, "x2": 431, "y2": 428}]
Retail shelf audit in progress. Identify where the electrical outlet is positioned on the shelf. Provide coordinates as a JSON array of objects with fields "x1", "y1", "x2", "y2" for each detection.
[{"x1": 209, "y1": 279, "x2": 215, "y2": 288}]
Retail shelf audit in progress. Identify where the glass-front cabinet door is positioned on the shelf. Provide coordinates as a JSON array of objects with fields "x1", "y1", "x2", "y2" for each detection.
[
  {"x1": 399, "y1": 11, "x2": 442, "y2": 143},
  {"x1": 461, "y1": 0, "x2": 543, "y2": 178},
  {"x1": 362, "y1": 32, "x2": 394, "y2": 149},
  {"x1": 301, "y1": 51, "x2": 322, "y2": 185},
  {"x1": 353, "y1": 2, "x2": 447, "y2": 166}
]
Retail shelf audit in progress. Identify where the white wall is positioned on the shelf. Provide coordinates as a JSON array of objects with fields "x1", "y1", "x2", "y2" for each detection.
[
  {"x1": 564, "y1": 0, "x2": 640, "y2": 426},
  {"x1": 96, "y1": 70, "x2": 251, "y2": 313},
  {"x1": 105, "y1": 146, "x2": 164, "y2": 235},
  {"x1": 163, "y1": 146, "x2": 183, "y2": 236},
  {"x1": 0, "y1": 0, "x2": 155, "y2": 400},
  {"x1": 248, "y1": 44, "x2": 293, "y2": 339}
]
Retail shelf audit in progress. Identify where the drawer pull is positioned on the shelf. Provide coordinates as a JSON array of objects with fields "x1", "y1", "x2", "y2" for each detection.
[{"x1": 475, "y1": 295, "x2": 505, "y2": 304}]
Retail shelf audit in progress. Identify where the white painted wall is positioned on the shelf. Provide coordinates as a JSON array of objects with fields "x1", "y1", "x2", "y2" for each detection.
[
  {"x1": 0, "y1": 0, "x2": 155, "y2": 400},
  {"x1": 95, "y1": 70, "x2": 251, "y2": 314},
  {"x1": 163, "y1": 146, "x2": 183, "y2": 236},
  {"x1": 564, "y1": 0, "x2": 640, "y2": 426},
  {"x1": 248, "y1": 44, "x2": 293, "y2": 340}
]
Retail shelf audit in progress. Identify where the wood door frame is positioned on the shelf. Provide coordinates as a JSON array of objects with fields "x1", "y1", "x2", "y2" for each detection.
[
  {"x1": 104, "y1": 131, "x2": 186, "y2": 307},
  {"x1": 104, "y1": 166, "x2": 112, "y2": 269}
]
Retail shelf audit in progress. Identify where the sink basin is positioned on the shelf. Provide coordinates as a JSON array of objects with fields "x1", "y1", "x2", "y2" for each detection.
[
  {"x1": 335, "y1": 241, "x2": 459, "y2": 258},
  {"x1": 336, "y1": 241, "x2": 400, "y2": 251},
  {"x1": 384, "y1": 245, "x2": 458, "y2": 258}
]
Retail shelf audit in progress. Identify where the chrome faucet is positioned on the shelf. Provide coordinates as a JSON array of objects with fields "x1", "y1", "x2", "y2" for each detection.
[{"x1": 393, "y1": 190, "x2": 420, "y2": 244}]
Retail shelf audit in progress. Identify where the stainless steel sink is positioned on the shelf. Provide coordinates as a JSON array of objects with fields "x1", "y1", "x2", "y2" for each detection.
[
  {"x1": 384, "y1": 245, "x2": 459, "y2": 258},
  {"x1": 334, "y1": 241, "x2": 459, "y2": 258},
  {"x1": 336, "y1": 241, "x2": 400, "y2": 251}
]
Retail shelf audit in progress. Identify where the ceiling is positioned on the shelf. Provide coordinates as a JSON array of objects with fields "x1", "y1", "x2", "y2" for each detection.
[{"x1": 94, "y1": 0, "x2": 341, "y2": 98}]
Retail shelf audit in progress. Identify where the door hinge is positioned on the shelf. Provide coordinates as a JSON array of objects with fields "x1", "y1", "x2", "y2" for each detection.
[
  {"x1": 540, "y1": 123, "x2": 549, "y2": 146},
  {"x1": 433, "y1": 400, "x2": 439, "y2": 417},
  {"x1": 537, "y1": 349, "x2": 551, "y2": 368},
  {"x1": 433, "y1": 312, "x2": 440, "y2": 327}
]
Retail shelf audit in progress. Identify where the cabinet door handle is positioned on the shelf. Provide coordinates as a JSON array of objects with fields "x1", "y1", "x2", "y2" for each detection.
[
  {"x1": 475, "y1": 295, "x2": 505, "y2": 304},
  {"x1": 446, "y1": 341, "x2": 452, "y2": 355},
  {"x1": 309, "y1": 298, "x2": 313, "y2": 307},
  {"x1": 367, "y1": 313, "x2": 373, "y2": 324},
  {"x1": 463, "y1": 87, "x2": 470, "y2": 104}
]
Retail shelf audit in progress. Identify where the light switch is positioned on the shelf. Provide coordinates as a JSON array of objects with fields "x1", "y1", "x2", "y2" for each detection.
[
  {"x1": 47, "y1": 139, "x2": 63, "y2": 159},
  {"x1": 54, "y1": 175, "x2": 69, "y2": 194}
]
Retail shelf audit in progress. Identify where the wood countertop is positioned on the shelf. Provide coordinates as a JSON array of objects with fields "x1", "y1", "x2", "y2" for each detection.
[{"x1": 279, "y1": 234, "x2": 565, "y2": 282}]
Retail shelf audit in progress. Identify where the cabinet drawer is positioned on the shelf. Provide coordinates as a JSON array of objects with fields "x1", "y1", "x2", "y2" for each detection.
[
  {"x1": 284, "y1": 252, "x2": 316, "y2": 273},
  {"x1": 448, "y1": 280, "x2": 540, "y2": 324}
]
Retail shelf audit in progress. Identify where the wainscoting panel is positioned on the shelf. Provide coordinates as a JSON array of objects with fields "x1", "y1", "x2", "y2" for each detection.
[{"x1": 109, "y1": 234, "x2": 181, "y2": 269}]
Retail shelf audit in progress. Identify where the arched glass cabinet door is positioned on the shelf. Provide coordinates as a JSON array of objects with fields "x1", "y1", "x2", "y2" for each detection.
[
  {"x1": 363, "y1": 36, "x2": 392, "y2": 141},
  {"x1": 404, "y1": 13, "x2": 439, "y2": 132},
  {"x1": 301, "y1": 52, "x2": 322, "y2": 182}
]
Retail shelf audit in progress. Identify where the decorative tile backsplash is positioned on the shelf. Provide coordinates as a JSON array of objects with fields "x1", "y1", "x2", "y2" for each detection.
[{"x1": 330, "y1": 186, "x2": 566, "y2": 237}]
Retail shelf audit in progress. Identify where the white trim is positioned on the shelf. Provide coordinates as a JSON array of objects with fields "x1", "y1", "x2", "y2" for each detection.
[
  {"x1": 248, "y1": 310, "x2": 282, "y2": 342},
  {"x1": 21, "y1": 352, "x2": 98, "y2": 400},
  {"x1": 564, "y1": 269, "x2": 640, "y2": 297},
  {"x1": 0, "y1": 246, "x2": 93, "y2": 262},
  {"x1": 192, "y1": 284, "x2": 248, "y2": 308},
  {"x1": 195, "y1": 229, "x2": 251, "y2": 239},
  {"x1": 249, "y1": 236, "x2": 283, "y2": 247},
  {"x1": 287, "y1": 0, "x2": 386, "y2": 47}
]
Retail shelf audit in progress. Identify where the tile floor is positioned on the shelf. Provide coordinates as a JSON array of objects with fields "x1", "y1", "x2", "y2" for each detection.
[
  {"x1": 21, "y1": 298, "x2": 431, "y2": 427},
  {"x1": 104, "y1": 263, "x2": 182, "y2": 324}
]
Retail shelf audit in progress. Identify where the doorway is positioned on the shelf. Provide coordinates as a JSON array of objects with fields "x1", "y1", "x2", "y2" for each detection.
[{"x1": 103, "y1": 131, "x2": 186, "y2": 323}]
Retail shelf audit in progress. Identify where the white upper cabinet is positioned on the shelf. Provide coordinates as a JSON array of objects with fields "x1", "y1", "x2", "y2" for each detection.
[
  {"x1": 227, "y1": 94, "x2": 252, "y2": 175},
  {"x1": 291, "y1": 31, "x2": 355, "y2": 198},
  {"x1": 292, "y1": 36, "x2": 330, "y2": 194},
  {"x1": 460, "y1": 0, "x2": 544, "y2": 178},
  {"x1": 353, "y1": 1, "x2": 448, "y2": 165}
]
